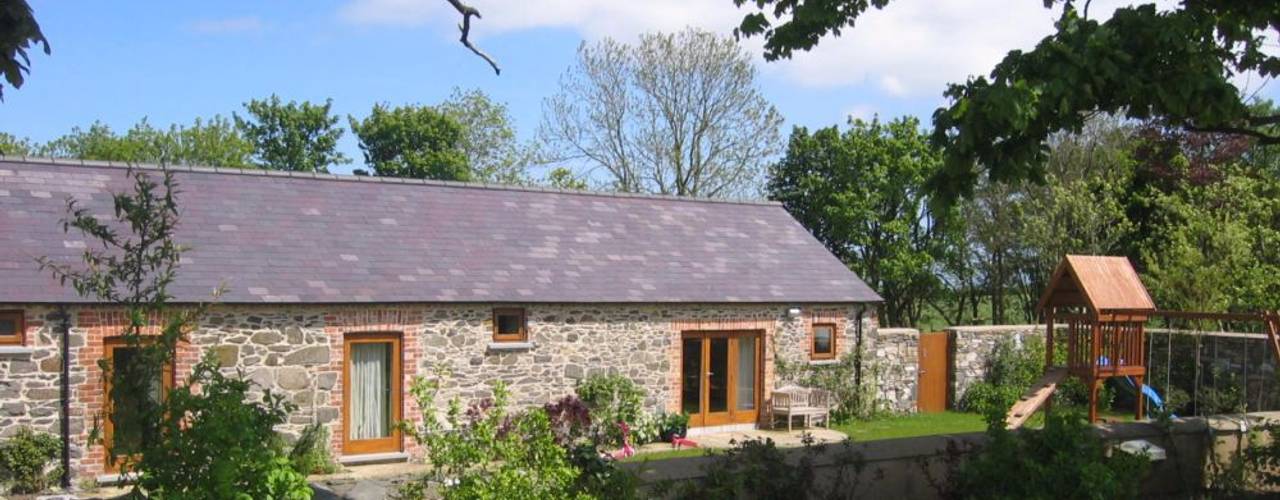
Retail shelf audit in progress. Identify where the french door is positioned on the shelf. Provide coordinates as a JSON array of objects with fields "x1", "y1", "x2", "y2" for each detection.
[
  {"x1": 343, "y1": 332, "x2": 402, "y2": 455},
  {"x1": 681, "y1": 331, "x2": 761, "y2": 427}
]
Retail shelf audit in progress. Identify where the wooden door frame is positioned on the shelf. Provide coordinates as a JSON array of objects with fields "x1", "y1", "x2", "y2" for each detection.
[
  {"x1": 341, "y1": 331, "x2": 403, "y2": 455},
  {"x1": 102, "y1": 336, "x2": 174, "y2": 472},
  {"x1": 681, "y1": 330, "x2": 762, "y2": 427}
]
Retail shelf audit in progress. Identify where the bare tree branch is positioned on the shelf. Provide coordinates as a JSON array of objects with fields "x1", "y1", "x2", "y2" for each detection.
[{"x1": 445, "y1": 0, "x2": 500, "y2": 75}]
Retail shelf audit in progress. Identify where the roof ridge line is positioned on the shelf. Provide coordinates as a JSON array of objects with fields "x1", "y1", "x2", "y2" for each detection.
[{"x1": 0, "y1": 155, "x2": 782, "y2": 207}]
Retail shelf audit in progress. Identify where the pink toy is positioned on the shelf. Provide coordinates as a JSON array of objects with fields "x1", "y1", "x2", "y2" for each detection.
[
  {"x1": 609, "y1": 422, "x2": 636, "y2": 460},
  {"x1": 670, "y1": 434, "x2": 698, "y2": 449}
]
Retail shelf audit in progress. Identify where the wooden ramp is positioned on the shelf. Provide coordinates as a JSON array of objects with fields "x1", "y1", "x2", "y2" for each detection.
[{"x1": 1005, "y1": 368, "x2": 1068, "y2": 429}]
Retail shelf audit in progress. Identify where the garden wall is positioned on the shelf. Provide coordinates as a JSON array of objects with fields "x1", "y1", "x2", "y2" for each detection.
[
  {"x1": 872, "y1": 327, "x2": 919, "y2": 413},
  {"x1": 946, "y1": 324, "x2": 1050, "y2": 405},
  {"x1": 626, "y1": 412, "x2": 1280, "y2": 498}
]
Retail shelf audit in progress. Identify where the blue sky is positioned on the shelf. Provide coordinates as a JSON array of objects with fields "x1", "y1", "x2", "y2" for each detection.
[{"x1": 4, "y1": 0, "x2": 1277, "y2": 175}]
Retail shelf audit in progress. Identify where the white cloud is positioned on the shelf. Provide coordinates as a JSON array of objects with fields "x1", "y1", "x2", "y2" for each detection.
[
  {"x1": 187, "y1": 16, "x2": 265, "y2": 35},
  {"x1": 336, "y1": 0, "x2": 1183, "y2": 97},
  {"x1": 844, "y1": 104, "x2": 877, "y2": 121}
]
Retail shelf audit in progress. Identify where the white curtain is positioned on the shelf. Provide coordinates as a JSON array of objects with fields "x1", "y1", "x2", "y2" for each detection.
[
  {"x1": 736, "y1": 337, "x2": 756, "y2": 410},
  {"x1": 351, "y1": 343, "x2": 389, "y2": 440}
]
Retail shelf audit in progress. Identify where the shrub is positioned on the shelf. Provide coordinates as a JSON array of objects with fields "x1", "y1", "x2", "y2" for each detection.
[
  {"x1": 544, "y1": 395, "x2": 593, "y2": 447},
  {"x1": 575, "y1": 374, "x2": 646, "y2": 446},
  {"x1": 400, "y1": 377, "x2": 638, "y2": 499},
  {"x1": 134, "y1": 353, "x2": 312, "y2": 499},
  {"x1": 657, "y1": 413, "x2": 690, "y2": 442},
  {"x1": 779, "y1": 352, "x2": 884, "y2": 422},
  {"x1": 0, "y1": 427, "x2": 61, "y2": 494},
  {"x1": 952, "y1": 411, "x2": 1148, "y2": 499},
  {"x1": 288, "y1": 423, "x2": 339, "y2": 476},
  {"x1": 659, "y1": 436, "x2": 870, "y2": 498}
]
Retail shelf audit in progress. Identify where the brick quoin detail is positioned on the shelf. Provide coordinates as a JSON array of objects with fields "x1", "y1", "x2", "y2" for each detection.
[
  {"x1": 73, "y1": 308, "x2": 200, "y2": 478},
  {"x1": 323, "y1": 308, "x2": 423, "y2": 458}
]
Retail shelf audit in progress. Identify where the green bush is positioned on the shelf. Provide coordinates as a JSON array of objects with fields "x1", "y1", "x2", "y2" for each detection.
[
  {"x1": 133, "y1": 353, "x2": 312, "y2": 499},
  {"x1": 575, "y1": 374, "x2": 646, "y2": 446},
  {"x1": 400, "y1": 377, "x2": 638, "y2": 499},
  {"x1": 0, "y1": 427, "x2": 61, "y2": 494},
  {"x1": 952, "y1": 411, "x2": 1148, "y2": 499},
  {"x1": 659, "y1": 436, "x2": 869, "y2": 498},
  {"x1": 780, "y1": 352, "x2": 883, "y2": 422},
  {"x1": 288, "y1": 423, "x2": 339, "y2": 476}
]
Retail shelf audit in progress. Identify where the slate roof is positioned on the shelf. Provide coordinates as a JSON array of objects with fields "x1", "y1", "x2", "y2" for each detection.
[{"x1": 0, "y1": 157, "x2": 881, "y2": 304}]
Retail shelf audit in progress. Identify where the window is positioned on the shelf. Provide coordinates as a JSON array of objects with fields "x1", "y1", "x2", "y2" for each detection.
[
  {"x1": 103, "y1": 337, "x2": 172, "y2": 471},
  {"x1": 343, "y1": 332, "x2": 402, "y2": 455},
  {"x1": 0, "y1": 310, "x2": 23, "y2": 345},
  {"x1": 492, "y1": 308, "x2": 527, "y2": 342},
  {"x1": 811, "y1": 323, "x2": 836, "y2": 360}
]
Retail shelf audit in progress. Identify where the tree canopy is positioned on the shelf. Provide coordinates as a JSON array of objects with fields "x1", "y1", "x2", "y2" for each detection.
[
  {"x1": 542, "y1": 28, "x2": 783, "y2": 198},
  {"x1": 437, "y1": 88, "x2": 532, "y2": 184},
  {"x1": 21, "y1": 117, "x2": 253, "y2": 167},
  {"x1": 0, "y1": 0, "x2": 48, "y2": 100},
  {"x1": 349, "y1": 103, "x2": 471, "y2": 181},
  {"x1": 234, "y1": 95, "x2": 350, "y2": 173},
  {"x1": 768, "y1": 116, "x2": 950, "y2": 326},
  {"x1": 734, "y1": 0, "x2": 1280, "y2": 202}
]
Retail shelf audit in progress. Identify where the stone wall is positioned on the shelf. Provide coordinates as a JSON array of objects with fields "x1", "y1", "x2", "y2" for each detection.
[
  {"x1": 872, "y1": 328, "x2": 919, "y2": 413},
  {"x1": 946, "y1": 325, "x2": 1049, "y2": 404},
  {"x1": 0, "y1": 301, "x2": 873, "y2": 482}
]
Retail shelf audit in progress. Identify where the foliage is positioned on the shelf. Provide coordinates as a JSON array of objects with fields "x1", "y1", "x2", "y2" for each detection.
[
  {"x1": 0, "y1": 132, "x2": 35, "y2": 155},
  {"x1": 288, "y1": 423, "x2": 339, "y2": 476},
  {"x1": 735, "y1": 1, "x2": 1280, "y2": 203},
  {"x1": 0, "y1": 0, "x2": 49, "y2": 100},
  {"x1": 36, "y1": 117, "x2": 255, "y2": 167},
  {"x1": 38, "y1": 168, "x2": 306, "y2": 498},
  {"x1": 350, "y1": 103, "x2": 470, "y2": 181},
  {"x1": 0, "y1": 427, "x2": 61, "y2": 494},
  {"x1": 955, "y1": 336, "x2": 1115, "y2": 415},
  {"x1": 781, "y1": 352, "x2": 883, "y2": 422},
  {"x1": 769, "y1": 116, "x2": 951, "y2": 326},
  {"x1": 400, "y1": 376, "x2": 635, "y2": 499},
  {"x1": 575, "y1": 374, "x2": 646, "y2": 447},
  {"x1": 135, "y1": 353, "x2": 311, "y2": 499},
  {"x1": 543, "y1": 395, "x2": 593, "y2": 447},
  {"x1": 235, "y1": 95, "x2": 349, "y2": 172},
  {"x1": 542, "y1": 27, "x2": 782, "y2": 198},
  {"x1": 659, "y1": 436, "x2": 871, "y2": 499},
  {"x1": 544, "y1": 166, "x2": 589, "y2": 190},
  {"x1": 952, "y1": 411, "x2": 1148, "y2": 500},
  {"x1": 437, "y1": 87, "x2": 532, "y2": 184},
  {"x1": 656, "y1": 412, "x2": 690, "y2": 442}
]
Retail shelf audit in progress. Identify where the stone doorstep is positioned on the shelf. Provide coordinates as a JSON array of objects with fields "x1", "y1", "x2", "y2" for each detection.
[{"x1": 337, "y1": 451, "x2": 411, "y2": 466}]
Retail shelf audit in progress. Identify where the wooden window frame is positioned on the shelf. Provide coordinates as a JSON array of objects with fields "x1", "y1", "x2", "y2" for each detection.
[
  {"x1": 0, "y1": 310, "x2": 24, "y2": 345},
  {"x1": 810, "y1": 323, "x2": 837, "y2": 360},
  {"x1": 342, "y1": 331, "x2": 403, "y2": 455},
  {"x1": 102, "y1": 336, "x2": 174, "y2": 472},
  {"x1": 492, "y1": 307, "x2": 528, "y2": 342}
]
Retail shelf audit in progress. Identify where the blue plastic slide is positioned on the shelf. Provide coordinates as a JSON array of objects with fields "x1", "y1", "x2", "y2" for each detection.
[{"x1": 1097, "y1": 356, "x2": 1170, "y2": 417}]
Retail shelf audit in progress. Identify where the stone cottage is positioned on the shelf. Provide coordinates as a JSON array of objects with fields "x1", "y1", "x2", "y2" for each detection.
[{"x1": 0, "y1": 157, "x2": 881, "y2": 480}]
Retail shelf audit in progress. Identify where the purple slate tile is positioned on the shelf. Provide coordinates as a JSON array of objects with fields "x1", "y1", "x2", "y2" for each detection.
[{"x1": 0, "y1": 159, "x2": 881, "y2": 304}]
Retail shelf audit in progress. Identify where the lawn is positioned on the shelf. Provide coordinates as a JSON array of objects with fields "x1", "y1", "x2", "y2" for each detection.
[{"x1": 834, "y1": 411, "x2": 988, "y2": 441}]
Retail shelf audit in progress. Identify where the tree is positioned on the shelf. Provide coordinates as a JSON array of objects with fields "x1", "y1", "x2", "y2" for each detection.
[
  {"x1": 438, "y1": 88, "x2": 531, "y2": 184},
  {"x1": 542, "y1": 28, "x2": 783, "y2": 198},
  {"x1": 734, "y1": 1, "x2": 1280, "y2": 202},
  {"x1": 349, "y1": 103, "x2": 470, "y2": 181},
  {"x1": 543, "y1": 167, "x2": 588, "y2": 190},
  {"x1": 34, "y1": 117, "x2": 254, "y2": 167},
  {"x1": 235, "y1": 95, "x2": 349, "y2": 172},
  {"x1": 768, "y1": 117, "x2": 949, "y2": 327},
  {"x1": 0, "y1": 0, "x2": 48, "y2": 100},
  {"x1": 0, "y1": 132, "x2": 35, "y2": 155}
]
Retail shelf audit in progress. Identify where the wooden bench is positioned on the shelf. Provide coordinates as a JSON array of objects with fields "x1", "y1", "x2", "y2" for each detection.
[{"x1": 770, "y1": 387, "x2": 834, "y2": 431}]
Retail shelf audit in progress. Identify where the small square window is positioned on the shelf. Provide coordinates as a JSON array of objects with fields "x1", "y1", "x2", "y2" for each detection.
[
  {"x1": 811, "y1": 324, "x2": 835, "y2": 360},
  {"x1": 493, "y1": 308, "x2": 527, "y2": 342},
  {"x1": 0, "y1": 310, "x2": 23, "y2": 345}
]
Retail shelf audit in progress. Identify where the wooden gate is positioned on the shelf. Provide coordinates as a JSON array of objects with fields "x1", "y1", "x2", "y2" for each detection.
[{"x1": 917, "y1": 332, "x2": 949, "y2": 413}]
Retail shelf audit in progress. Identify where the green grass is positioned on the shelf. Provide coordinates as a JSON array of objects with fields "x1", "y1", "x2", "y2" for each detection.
[{"x1": 833, "y1": 411, "x2": 988, "y2": 441}]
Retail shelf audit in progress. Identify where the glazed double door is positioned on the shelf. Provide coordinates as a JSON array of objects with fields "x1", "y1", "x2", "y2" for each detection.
[{"x1": 681, "y1": 331, "x2": 762, "y2": 427}]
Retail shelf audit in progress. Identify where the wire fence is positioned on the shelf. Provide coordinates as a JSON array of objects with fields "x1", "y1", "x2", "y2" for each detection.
[{"x1": 1143, "y1": 316, "x2": 1280, "y2": 416}]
